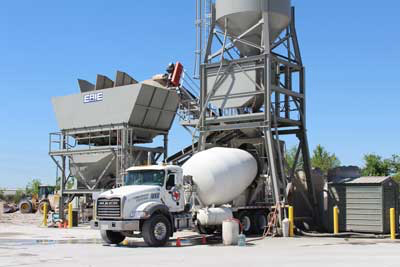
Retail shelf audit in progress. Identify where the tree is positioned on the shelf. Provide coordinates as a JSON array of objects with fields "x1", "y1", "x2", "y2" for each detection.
[
  {"x1": 67, "y1": 178, "x2": 76, "y2": 190},
  {"x1": 361, "y1": 154, "x2": 391, "y2": 176},
  {"x1": 391, "y1": 155, "x2": 400, "y2": 183},
  {"x1": 0, "y1": 189, "x2": 4, "y2": 200},
  {"x1": 13, "y1": 190, "x2": 25, "y2": 204},
  {"x1": 362, "y1": 154, "x2": 400, "y2": 183},
  {"x1": 56, "y1": 177, "x2": 76, "y2": 191},
  {"x1": 25, "y1": 179, "x2": 41, "y2": 196},
  {"x1": 311, "y1": 145, "x2": 341, "y2": 175},
  {"x1": 388, "y1": 155, "x2": 400, "y2": 182},
  {"x1": 55, "y1": 177, "x2": 61, "y2": 191},
  {"x1": 285, "y1": 146, "x2": 303, "y2": 172}
]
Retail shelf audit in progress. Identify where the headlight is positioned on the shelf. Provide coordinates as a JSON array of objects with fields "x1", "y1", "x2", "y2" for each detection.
[{"x1": 130, "y1": 211, "x2": 149, "y2": 219}]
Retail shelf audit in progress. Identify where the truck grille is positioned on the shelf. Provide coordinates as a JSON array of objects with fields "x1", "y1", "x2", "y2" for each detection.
[{"x1": 97, "y1": 198, "x2": 121, "y2": 218}]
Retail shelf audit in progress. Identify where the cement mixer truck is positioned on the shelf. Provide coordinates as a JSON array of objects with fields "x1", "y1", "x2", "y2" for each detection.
[{"x1": 92, "y1": 147, "x2": 272, "y2": 247}]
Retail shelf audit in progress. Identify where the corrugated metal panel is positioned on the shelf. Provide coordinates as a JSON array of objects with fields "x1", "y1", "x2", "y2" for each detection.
[{"x1": 52, "y1": 83, "x2": 179, "y2": 141}]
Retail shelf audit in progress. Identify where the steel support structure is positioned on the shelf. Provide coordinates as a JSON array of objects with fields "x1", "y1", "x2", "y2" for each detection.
[
  {"x1": 49, "y1": 125, "x2": 165, "y2": 220},
  {"x1": 190, "y1": 6, "x2": 318, "y2": 226}
]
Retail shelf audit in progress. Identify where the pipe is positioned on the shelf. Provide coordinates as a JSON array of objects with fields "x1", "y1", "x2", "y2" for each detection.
[{"x1": 298, "y1": 229, "x2": 392, "y2": 239}]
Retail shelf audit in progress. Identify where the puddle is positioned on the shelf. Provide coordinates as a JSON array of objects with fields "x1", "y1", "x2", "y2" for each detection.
[{"x1": 0, "y1": 235, "x2": 253, "y2": 248}]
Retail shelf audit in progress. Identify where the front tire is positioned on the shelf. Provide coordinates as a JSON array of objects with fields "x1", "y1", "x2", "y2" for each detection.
[
  {"x1": 38, "y1": 200, "x2": 51, "y2": 214},
  {"x1": 142, "y1": 214, "x2": 172, "y2": 247},
  {"x1": 101, "y1": 230, "x2": 125, "y2": 245}
]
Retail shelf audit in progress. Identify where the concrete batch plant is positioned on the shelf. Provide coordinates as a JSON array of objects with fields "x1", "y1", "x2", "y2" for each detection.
[
  {"x1": 50, "y1": 74, "x2": 180, "y2": 219},
  {"x1": 50, "y1": 0, "x2": 319, "y2": 229}
]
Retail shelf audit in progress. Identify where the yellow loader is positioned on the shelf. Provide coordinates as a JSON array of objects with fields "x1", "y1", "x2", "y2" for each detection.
[{"x1": 19, "y1": 185, "x2": 59, "y2": 214}]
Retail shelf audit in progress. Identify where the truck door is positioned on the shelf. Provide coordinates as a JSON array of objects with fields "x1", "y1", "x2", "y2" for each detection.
[{"x1": 164, "y1": 172, "x2": 184, "y2": 212}]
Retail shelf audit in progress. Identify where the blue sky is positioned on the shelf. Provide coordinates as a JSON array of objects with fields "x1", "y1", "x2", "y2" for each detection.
[{"x1": 0, "y1": 1, "x2": 399, "y2": 188}]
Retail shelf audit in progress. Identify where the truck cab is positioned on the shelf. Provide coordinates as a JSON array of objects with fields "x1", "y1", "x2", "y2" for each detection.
[{"x1": 92, "y1": 165, "x2": 190, "y2": 247}]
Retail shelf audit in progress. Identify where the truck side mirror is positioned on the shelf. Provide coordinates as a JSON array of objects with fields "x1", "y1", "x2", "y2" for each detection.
[{"x1": 166, "y1": 174, "x2": 175, "y2": 190}]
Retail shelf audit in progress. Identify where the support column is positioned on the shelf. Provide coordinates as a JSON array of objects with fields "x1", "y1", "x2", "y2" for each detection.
[
  {"x1": 163, "y1": 134, "x2": 168, "y2": 162},
  {"x1": 264, "y1": 54, "x2": 282, "y2": 226},
  {"x1": 299, "y1": 65, "x2": 319, "y2": 225},
  {"x1": 198, "y1": 64, "x2": 207, "y2": 151},
  {"x1": 59, "y1": 134, "x2": 66, "y2": 220}
]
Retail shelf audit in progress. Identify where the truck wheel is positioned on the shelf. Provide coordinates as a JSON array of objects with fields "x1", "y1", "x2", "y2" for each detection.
[
  {"x1": 238, "y1": 212, "x2": 254, "y2": 235},
  {"x1": 19, "y1": 200, "x2": 32, "y2": 214},
  {"x1": 142, "y1": 214, "x2": 172, "y2": 247},
  {"x1": 38, "y1": 201, "x2": 51, "y2": 214},
  {"x1": 253, "y1": 211, "x2": 268, "y2": 235},
  {"x1": 100, "y1": 230, "x2": 125, "y2": 245}
]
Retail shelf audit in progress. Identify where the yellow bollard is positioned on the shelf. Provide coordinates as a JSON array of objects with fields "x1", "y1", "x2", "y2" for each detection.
[
  {"x1": 43, "y1": 203, "x2": 48, "y2": 227},
  {"x1": 390, "y1": 208, "x2": 396, "y2": 240},
  {"x1": 333, "y1": 206, "x2": 339, "y2": 234},
  {"x1": 93, "y1": 201, "x2": 97, "y2": 221},
  {"x1": 68, "y1": 202, "x2": 73, "y2": 229},
  {"x1": 289, "y1": 206, "x2": 294, "y2": 237}
]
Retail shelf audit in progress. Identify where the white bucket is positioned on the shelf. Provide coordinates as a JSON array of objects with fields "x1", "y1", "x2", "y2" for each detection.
[
  {"x1": 282, "y1": 218, "x2": 290, "y2": 237},
  {"x1": 222, "y1": 219, "x2": 240, "y2": 245}
]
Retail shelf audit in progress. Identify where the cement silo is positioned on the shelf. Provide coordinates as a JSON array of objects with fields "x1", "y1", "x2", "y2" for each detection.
[{"x1": 215, "y1": 0, "x2": 291, "y2": 56}]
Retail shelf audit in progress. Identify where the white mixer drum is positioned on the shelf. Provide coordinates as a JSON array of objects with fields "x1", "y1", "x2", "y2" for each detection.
[{"x1": 182, "y1": 147, "x2": 258, "y2": 206}]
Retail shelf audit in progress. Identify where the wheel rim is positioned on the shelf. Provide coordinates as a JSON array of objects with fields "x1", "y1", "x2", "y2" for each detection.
[
  {"x1": 21, "y1": 203, "x2": 29, "y2": 211},
  {"x1": 154, "y1": 222, "x2": 167, "y2": 241},
  {"x1": 241, "y1": 216, "x2": 251, "y2": 232}
]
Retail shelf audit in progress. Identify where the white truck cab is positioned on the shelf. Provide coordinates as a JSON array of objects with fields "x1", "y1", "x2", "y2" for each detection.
[{"x1": 92, "y1": 165, "x2": 191, "y2": 247}]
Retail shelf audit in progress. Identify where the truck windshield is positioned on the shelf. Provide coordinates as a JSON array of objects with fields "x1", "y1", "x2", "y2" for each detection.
[{"x1": 125, "y1": 170, "x2": 165, "y2": 187}]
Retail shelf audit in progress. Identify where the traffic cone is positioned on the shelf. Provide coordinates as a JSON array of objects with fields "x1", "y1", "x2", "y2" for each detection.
[
  {"x1": 201, "y1": 235, "x2": 207, "y2": 245},
  {"x1": 176, "y1": 237, "x2": 181, "y2": 247},
  {"x1": 64, "y1": 220, "x2": 68, "y2": 229}
]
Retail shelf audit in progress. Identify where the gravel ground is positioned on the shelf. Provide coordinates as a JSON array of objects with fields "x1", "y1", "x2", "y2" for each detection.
[{"x1": 0, "y1": 212, "x2": 42, "y2": 226}]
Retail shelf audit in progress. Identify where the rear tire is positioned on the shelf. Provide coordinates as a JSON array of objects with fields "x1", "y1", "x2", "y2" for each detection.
[
  {"x1": 253, "y1": 211, "x2": 268, "y2": 235},
  {"x1": 238, "y1": 212, "x2": 254, "y2": 235},
  {"x1": 142, "y1": 214, "x2": 172, "y2": 247},
  {"x1": 19, "y1": 200, "x2": 32, "y2": 214},
  {"x1": 100, "y1": 230, "x2": 125, "y2": 245}
]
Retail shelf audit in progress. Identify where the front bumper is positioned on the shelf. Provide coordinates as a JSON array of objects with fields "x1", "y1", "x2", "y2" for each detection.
[{"x1": 91, "y1": 220, "x2": 140, "y2": 231}]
